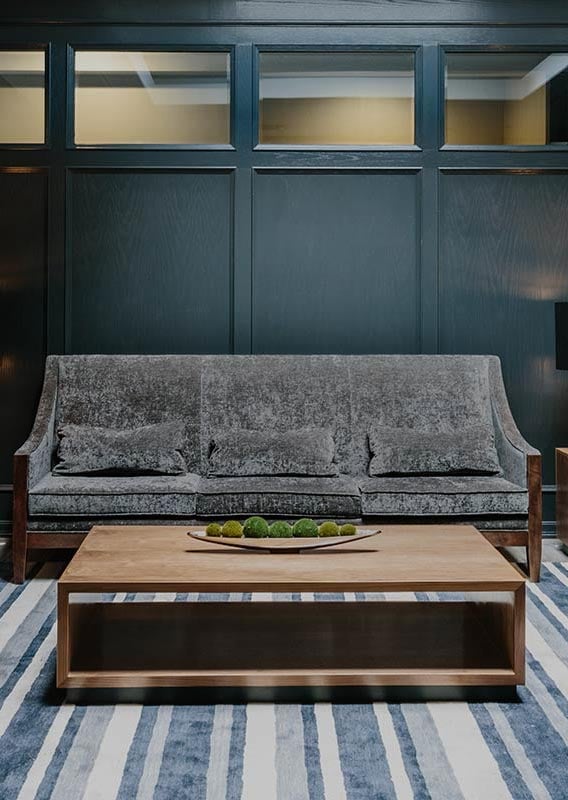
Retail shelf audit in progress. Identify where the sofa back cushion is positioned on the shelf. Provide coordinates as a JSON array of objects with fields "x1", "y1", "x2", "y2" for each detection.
[
  {"x1": 52, "y1": 354, "x2": 501, "y2": 478},
  {"x1": 53, "y1": 421, "x2": 187, "y2": 476},
  {"x1": 55, "y1": 355, "x2": 203, "y2": 472},
  {"x1": 368, "y1": 425, "x2": 501, "y2": 476},
  {"x1": 200, "y1": 355, "x2": 353, "y2": 475},
  {"x1": 208, "y1": 428, "x2": 338, "y2": 477},
  {"x1": 347, "y1": 355, "x2": 498, "y2": 476}
]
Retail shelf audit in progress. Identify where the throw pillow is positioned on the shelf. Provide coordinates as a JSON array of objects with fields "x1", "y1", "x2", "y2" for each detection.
[
  {"x1": 208, "y1": 428, "x2": 338, "y2": 477},
  {"x1": 54, "y1": 421, "x2": 187, "y2": 475},
  {"x1": 368, "y1": 425, "x2": 501, "y2": 476}
]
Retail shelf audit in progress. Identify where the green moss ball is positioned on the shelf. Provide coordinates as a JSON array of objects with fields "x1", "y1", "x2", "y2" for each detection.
[
  {"x1": 293, "y1": 518, "x2": 319, "y2": 538},
  {"x1": 205, "y1": 522, "x2": 222, "y2": 537},
  {"x1": 269, "y1": 521, "x2": 293, "y2": 538},
  {"x1": 319, "y1": 521, "x2": 340, "y2": 537},
  {"x1": 243, "y1": 516, "x2": 270, "y2": 538},
  {"x1": 222, "y1": 520, "x2": 243, "y2": 538},
  {"x1": 340, "y1": 523, "x2": 357, "y2": 536}
]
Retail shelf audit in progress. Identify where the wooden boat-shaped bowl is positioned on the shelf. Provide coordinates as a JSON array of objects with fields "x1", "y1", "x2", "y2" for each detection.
[{"x1": 187, "y1": 528, "x2": 380, "y2": 554}]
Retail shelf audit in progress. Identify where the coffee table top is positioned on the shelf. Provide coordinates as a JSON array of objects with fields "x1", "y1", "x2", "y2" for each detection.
[{"x1": 58, "y1": 524, "x2": 524, "y2": 593}]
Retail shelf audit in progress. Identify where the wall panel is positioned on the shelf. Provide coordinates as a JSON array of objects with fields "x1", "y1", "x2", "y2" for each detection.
[
  {"x1": 0, "y1": 169, "x2": 47, "y2": 497},
  {"x1": 439, "y1": 170, "x2": 568, "y2": 484},
  {"x1": 252, "y1": 169, "x2": 420, "y2": 354},
  {"x1": 67, "y1": 169, "x2": 234, "y2": 354},
  {"x1": 1, "y1": 12, "x2": 568, "y2": 533},
  {"x1": 3, "y1": 1, "x2": 568, "y2": 25}
]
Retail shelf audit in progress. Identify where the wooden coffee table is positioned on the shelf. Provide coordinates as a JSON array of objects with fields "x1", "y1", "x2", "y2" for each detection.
[{"x1": 56, "y1": 524, "x2": 525, "y2": 692}]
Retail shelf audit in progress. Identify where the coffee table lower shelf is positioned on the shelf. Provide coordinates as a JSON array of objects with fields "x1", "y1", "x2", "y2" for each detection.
[
  {"x1": 57, "y1": 590, "x2": 525, "y2": 691},
  {"x1": 60, "y1": 668, "x2": 519, "y2": 690}
]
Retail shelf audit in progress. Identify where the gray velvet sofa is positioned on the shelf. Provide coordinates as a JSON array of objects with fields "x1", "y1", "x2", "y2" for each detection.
[{"x1": 12, "y1": 354, "x2": 542, "y2": 582}]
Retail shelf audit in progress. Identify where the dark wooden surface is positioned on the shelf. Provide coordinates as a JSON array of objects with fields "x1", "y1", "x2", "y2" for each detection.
[
  {"x1": 66, "y1": 600, "x2": 515, "y2": 674},
  {"x1": 3, "y1": 0, "x2": 568, "y2": 25},
  {"x1": 556, "y1": 449, "x2": 568, "y2": 548},
  {"x1": 11, "y1": 454, "x2": 29, "y2": 584},
  {"x1": 28, "y1": 533, "x2": 87, "y2": 549},
  {"x1": 2, "y1": 6, "x2": 568, "y2": 532},
  {"x1": 68, "y1": 169, "x2": 234, "y2": 354},
  {"x1": 439, "y1": 171, "x2": 568, "y2": 487},
  {"x1": 252, "y1": 169, "x2": 420, "y2": 353},
  {"x1": 527, "y1": 453, "x2": 543, "y2": 581},
  {"x1": 0, "y1": 169, "x2": 47, "y2": 490}
]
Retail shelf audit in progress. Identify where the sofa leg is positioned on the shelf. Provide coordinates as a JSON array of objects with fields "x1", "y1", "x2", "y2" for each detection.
[
  {"x1": 527, "y1": 453, "x2": 542, "y2": 582},
  {"x1": 11, "y1": 453, "x2": 29, "y2": 584},
  {"x1": 11, "y1": 526, "x2": 27, "y2": 584},
  {"x1": 527, "y1": 543, "x2": 541, "y2": 583}
]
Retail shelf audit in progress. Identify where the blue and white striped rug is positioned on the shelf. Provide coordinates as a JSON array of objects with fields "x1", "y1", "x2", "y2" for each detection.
[{"x1": 1, "y1": 562, "x2": 568, "y2": 800}]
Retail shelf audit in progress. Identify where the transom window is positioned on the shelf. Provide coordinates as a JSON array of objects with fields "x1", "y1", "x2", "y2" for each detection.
[
  {"x1": 0, "y1": 50, "x2": 46, "y2": 144},
  {"x1": 445, "y1": 51, "x2": 568, "y2": 146},
  {"x1": 74, "y1": 50, "x2": 231, "y2": 146},
  {"x1": 258, "y1": 51, "x2": 416, "y2": 147}
]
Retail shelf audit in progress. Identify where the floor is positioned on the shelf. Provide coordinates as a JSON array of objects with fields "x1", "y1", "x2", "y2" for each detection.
[
  {"x1": 2, "y1": 543, "x2": 568, "y2": 799},
  {"x1": 506, "y1": 538, "x2": 568, "y2": 563}
]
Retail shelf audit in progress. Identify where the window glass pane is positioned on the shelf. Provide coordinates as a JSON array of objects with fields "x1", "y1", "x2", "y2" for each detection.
[
  {"x1": 0, "y1": 51, "x2": 45, "y2": 144},
  {"x1": 445, "y1": 52, "x2": 568, "y2": 146},
  {"x1": 75, "y1": 51, "x2": 230, "y2": 145},
  {"x1": 259, "y1": 52, "x2": 415, "y2": 146}
]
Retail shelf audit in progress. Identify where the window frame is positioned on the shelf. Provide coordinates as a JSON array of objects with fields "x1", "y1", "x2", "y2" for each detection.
[
  {"x1": 67, "y1": 44, "x2": 236, "y2": 151},
  {"x1": 440, "y1": 45, "x2": 568, "y2": 151},
  {"x1": 0, "y1": 44, "x2": 50, "y2": 149},
  {"x1": 253, "y1": 44, "x2": 422, "y2": 152}
]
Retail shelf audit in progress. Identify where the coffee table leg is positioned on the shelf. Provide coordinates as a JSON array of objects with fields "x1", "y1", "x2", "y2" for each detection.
[
  {"x1": 513, "y1": 585, "x2": 526, "y2": 685},
  {"x1": 57, "y1": 585, "x2": 70, "y2": 689},
  {"x1": 471, "y1": 586, "x2": 525, "y2": 686}
]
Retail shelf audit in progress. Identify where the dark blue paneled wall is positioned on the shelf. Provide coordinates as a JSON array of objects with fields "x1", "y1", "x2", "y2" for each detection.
[{"x1": 1, "y1": 0, "x2": 568, "y2": 531}]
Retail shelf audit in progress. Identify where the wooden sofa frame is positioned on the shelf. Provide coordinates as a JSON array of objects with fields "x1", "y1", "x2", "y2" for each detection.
[{"x1": 11, "y1": 451, "x2": 542, "y2": 583}]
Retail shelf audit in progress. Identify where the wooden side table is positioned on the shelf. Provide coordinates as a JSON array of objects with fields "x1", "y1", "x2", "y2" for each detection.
[{"x1": 556, "y1": 448, "x2": 568, "y2": 549}]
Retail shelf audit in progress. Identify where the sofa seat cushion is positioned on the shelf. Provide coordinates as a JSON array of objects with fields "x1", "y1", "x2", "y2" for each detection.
[
  {"x1": 359, "y1": 476, "x2": 527, "y2": 516},
  {"x1": 29, "y1": 473, "x2": 200, "y2": 517},
  {"x1": 196, "y1": 476, "x2": 361, "y2": 518}
]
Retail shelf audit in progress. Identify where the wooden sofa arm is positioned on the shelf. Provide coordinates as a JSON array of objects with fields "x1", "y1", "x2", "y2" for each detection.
[
  {"x1": 527, "y1": 452, "x2": 542, "y2": 582},
  {"x1": 11, "y1": 357, "x2": 59, "y2": 583},
  {"x1": 12, "y1": 453, "x2": 30, "y2": 583}
]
